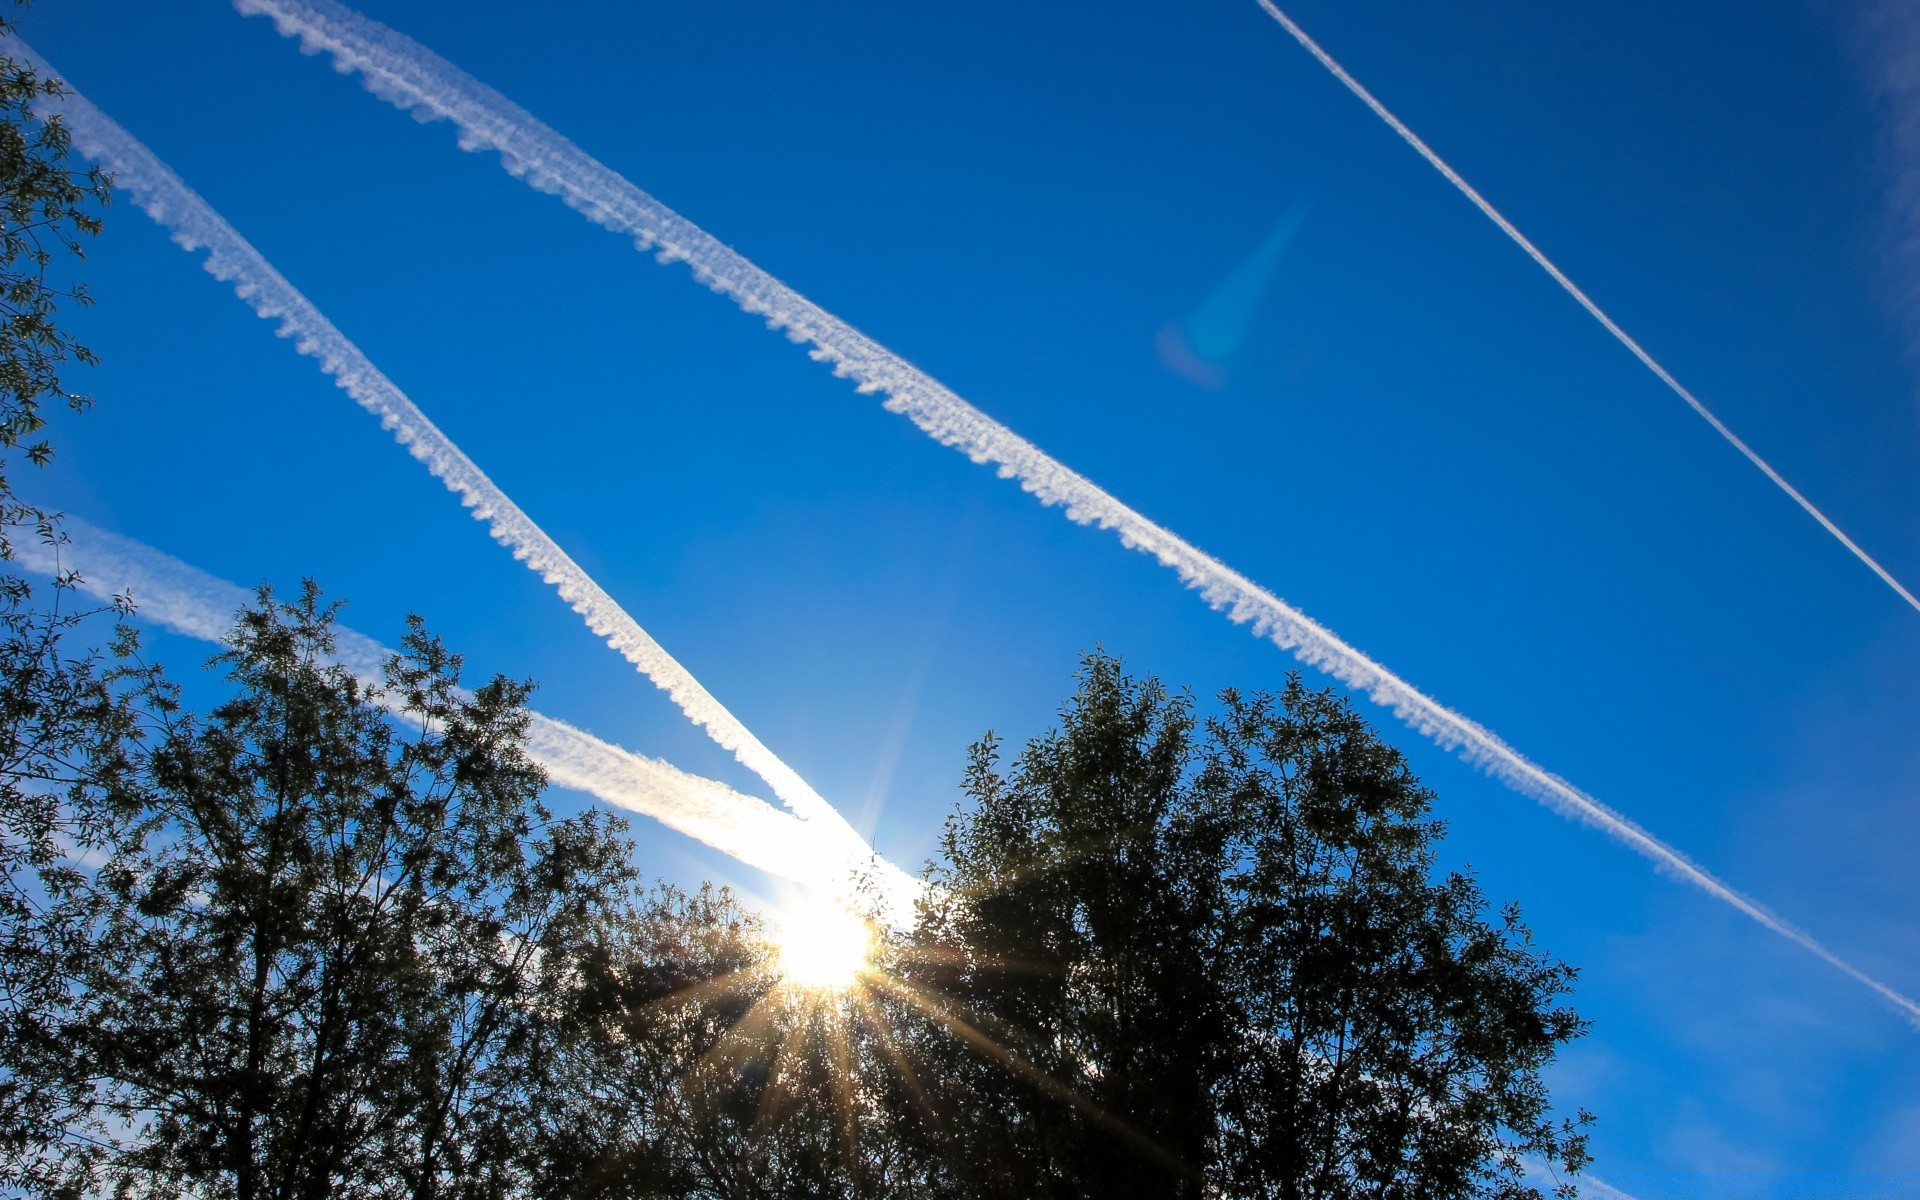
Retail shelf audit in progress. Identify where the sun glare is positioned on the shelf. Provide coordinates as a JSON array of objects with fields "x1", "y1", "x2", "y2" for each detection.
[{"x1": 772, "y1": 898, "x2": 874, "y2": 993}]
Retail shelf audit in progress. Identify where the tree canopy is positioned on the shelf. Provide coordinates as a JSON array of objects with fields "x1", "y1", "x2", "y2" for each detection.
[
  {"x1": 4, "y1": 587, "x2": 646, "y2": 1198},
  {"x1": 1, "y1": 621, "x2": 1599, "y2": 1200},
  {"x1": 891, "y1": 652, "x2": 1592, "y2": 1200}
]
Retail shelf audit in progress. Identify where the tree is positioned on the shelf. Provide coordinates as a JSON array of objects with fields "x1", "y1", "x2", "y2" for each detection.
[
  {"x1": 0, "y1": 1, "x2": 109, "y2": 551},
  {"x1": 0, "y1": 7, "x2": 132, "y2": 1194},
  {"x1": 20, "y1": 586, "x2": 644, "y2": 1200},
  {"x1": 896, "y1": 652, "x2": 1593, "y2": 1200}
]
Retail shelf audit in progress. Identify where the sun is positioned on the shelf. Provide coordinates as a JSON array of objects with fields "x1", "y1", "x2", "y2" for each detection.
[{"x1": 771, "y1": 897, "x2": 875, "y2": 993}]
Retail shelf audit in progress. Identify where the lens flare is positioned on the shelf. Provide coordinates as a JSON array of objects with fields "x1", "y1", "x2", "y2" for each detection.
[{"x1": 1158, "y1": 200, "x2": 1312, "y2": 387}]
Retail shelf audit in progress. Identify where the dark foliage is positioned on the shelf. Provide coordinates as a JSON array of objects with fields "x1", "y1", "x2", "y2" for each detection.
[{"x1": 896, "y1": 652, "x2": 1592, "y2": 1200}]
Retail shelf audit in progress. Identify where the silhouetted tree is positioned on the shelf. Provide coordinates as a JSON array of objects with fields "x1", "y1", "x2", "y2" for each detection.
[
  {"x1": 13, "y1": 587, "x2": 644, "y2": 1200},
  {"x1": 896, "y1": 652, "x2": 1593, "y2": 1200}
]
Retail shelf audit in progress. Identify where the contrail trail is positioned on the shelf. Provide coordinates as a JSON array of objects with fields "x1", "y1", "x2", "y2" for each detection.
[
  {"x1": 229, "y1": 0, "x2": 1920, "y2": 1025},
  {"x1": 11, "y1": 517, "x2": 921, "y2": 911},
  {"x1": 8, "y1": 39, "x2": 860, "y2": 850},
  {"x1": 1249, "y1": 0, "x2": 1920, "y2": 618}
]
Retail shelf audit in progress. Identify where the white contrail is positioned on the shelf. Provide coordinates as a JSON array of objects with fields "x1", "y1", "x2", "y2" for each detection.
[
  {"x1": 11, "y1": 517, "x2": 922, "y2": 912},
  {"x1": 228, "y1": 0, "x2": 1920, "y2": 1024},
  {"x1": 7, "y1": 39, "x2": 860, "y2": 849},
  {"x1": 1249, "y1": 0, "x2": 1920, "y2": 618}
]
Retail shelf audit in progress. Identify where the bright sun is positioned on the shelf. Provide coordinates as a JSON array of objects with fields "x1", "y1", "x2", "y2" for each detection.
[{"x1": 772, "y1": 898, "x2": 874, "y2": 993}]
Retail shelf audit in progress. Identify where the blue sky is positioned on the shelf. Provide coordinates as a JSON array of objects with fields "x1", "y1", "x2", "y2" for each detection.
[{"x1": 15, "y1": 0, "x2": 1920, "y2": 1188}]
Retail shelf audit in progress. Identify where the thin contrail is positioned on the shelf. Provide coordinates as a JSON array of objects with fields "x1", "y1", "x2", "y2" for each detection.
[
  {"x1": 230, "y1": 0, "x2": 1920, "y2": 1025},
  {"x1": 11, "y1": 517, "x2": 921, "y2": 909},
  {"x1": 9, "y1": 39, "x2": 860, "y2": 851},
  {"x1": 1249, "y1": 0, "x2": 1920, "y2": 617}
]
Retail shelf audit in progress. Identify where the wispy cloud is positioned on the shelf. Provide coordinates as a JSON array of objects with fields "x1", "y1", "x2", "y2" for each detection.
[
  {"x1": 231, "y1": 0, "x2": 1920, "y2": 1023},
  {"x1": 11, "y1": 517, "x2": 921, "y2": 911},
  {"x1": 1251, "y1": 0, "x2": 1920, "y2": 618}
]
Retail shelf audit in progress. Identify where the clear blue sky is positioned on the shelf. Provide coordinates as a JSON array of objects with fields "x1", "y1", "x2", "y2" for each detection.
[{"x1": 18, "y1": 0, "x2": 1920, "y2": 1189}]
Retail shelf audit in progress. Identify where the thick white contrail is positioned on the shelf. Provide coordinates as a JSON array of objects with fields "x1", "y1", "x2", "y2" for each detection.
[
  {"x1": 229, "y1": 0, "x2": 1920, "y2": 1024},
  {"x1": 11, "y1": 517, "x2": 920, "y2": 910},
  {"x1": 1250, "y1": 0, "x2": 1920, "y2": 618},
  {"x1": 9, "y1": 40, "x2": 861, "y2": 850}
]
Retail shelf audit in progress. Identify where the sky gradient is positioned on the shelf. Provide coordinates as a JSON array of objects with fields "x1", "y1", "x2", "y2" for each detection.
[{"x1": 14, "y1": 0, "x2": 1920, "y2": 1190}]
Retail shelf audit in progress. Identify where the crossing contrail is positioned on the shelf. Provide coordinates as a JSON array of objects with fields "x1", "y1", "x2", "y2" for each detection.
[
  {"x1": 229, "y1": 0, "x2": 1920, "y2": 1025},
  {"x1": 11, "y1": 517, "x2": 920, "y2": 911},
  {"x1": 1248, "y1": 0, "x2": 1920, "y2": 618},
  {"x1": 9, "y1": 40, "x2": 867, "y2": 856}
]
